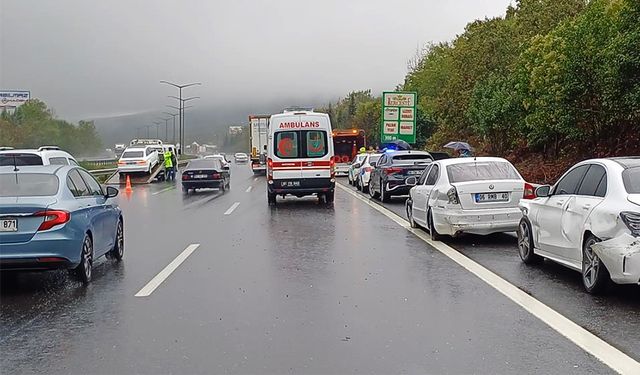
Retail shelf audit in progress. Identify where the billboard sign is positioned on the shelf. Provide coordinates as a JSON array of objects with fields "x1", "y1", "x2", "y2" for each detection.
[
  {"x1": 0, "y1": 90, "x2": 31, "y2": 107},
  {"x1": 380, "y1": 91, "x2": 417, "y2": 144}
]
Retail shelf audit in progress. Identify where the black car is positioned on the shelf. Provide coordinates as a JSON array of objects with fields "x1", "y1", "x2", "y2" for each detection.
[
  {"x1": 181, "y1": 159, "x2": 230, "y2": 194},
  {"x1": 368, "y1": 151, "x2": 433, "y2": 202}
]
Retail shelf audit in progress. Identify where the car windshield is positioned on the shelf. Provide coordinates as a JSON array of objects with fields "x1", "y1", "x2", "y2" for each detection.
[
  {"x1": 0, "y1": 173, "x2": 59, "y2": 196},
  {"x1": 623, "y1": 167, "x2": 640, "y2": 194},
  {"x1": 0, "y1": 153, "x2": 43, "y2": 166},
  {"x1": 187, "y1": 159, "x2": 221, "y2": 170},
  {"x1": 447, "y1": 162, "x2": 520, "y2": 183},
  {"x1": 121, "y1": 151, "x2": 144, "y2": 158}
]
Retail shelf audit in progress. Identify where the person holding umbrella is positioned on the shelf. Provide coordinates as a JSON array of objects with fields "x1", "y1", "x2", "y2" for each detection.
[{"x1": 444, "y1": 141, "x2": 474, "y2": 157}]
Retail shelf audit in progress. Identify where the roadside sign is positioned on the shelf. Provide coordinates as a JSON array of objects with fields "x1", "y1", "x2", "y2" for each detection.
[
  {"x1": 0, "y1": 90, "x2": 30, "y2": 108},
  {"x1": 380, "y1": 91, "x2": 416, "y2": 144}
]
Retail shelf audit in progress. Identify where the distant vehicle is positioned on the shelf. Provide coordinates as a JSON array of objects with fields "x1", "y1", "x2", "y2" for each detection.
[
  {"x1": 203, "y1": 154, "x2": 230, "y2": 168},
  {"x1": 0, "y1": 165, "x2": 123, "y2": 283},
  {"x1": 347, "y1": 154, "x2": 368, "y2": 186},
  {"x1": 406, "y1": 157, "x2": 534, "y2": 240},
  {"x1": 249, "y1": 115, "x2": 270, "y2": 175},
  {"x1": 181, "y1": 158, "x2": 230, "y2": 194},
  {"x1": 0, "y1": 146, "x2": 79, "y2": 166},
  {"x1": 267, "y1": 110, "x2": 335, "y2": 205},
  {"x1": 356, "y1": 153, "x2": 382, "y2": 193},
  {"x1": 117, "y1": 145, "x2": 160, "y2": 174},
  {"x1": 234, "y1": 152, "x2": 249, "y2": 163},
  {"x1": 518, "y1": 158, "x2": 640, "y2": 294},
  {"x1": 368, "y1": 150, "x2": 433, "y2": 202},
  {"x1": 333, "y1": 129, "x2": 365, "y2": 177}
]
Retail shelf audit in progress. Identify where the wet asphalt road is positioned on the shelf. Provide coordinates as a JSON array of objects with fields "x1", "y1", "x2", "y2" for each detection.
[{"x1": 0, "y1": 164, "x2": 636, "y2": 374}]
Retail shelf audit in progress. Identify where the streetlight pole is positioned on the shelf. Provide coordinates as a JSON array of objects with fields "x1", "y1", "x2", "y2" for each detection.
[
  {"x1": 162, "y1": 112, "x2": 179, "y2": 144},
  {"x1": 168, "y1": 96, "x2": 199, "y2": 153},
  {"x1": 145, "y1": 125, "x2": 151, "y2": 138},
  {"x1": 160, "y1": 81, "x2": 201, "y2": 154},
  {"x1": 166, "y1": 105, "x2": 193, "y2": 147},
  {"x1": 158, "y1": 117, "x2": 171, "y2": 142},
  {"x1": 153, "y1": 122, "x2": 161, "y2": 139}
]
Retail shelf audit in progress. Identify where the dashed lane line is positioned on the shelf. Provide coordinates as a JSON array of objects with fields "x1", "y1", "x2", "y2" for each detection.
[
  {"x1": 245, "y1": 186, "x2": 253, "y2": 193},
  {"x1": 224, "y1": 202, "x2": 241, "y2": 215},
  {"x1": 135, "y1": 244, "x2": 201, "y2": 297},
  {"x1": 152, "y1": 186, "x2": 176, "y2": 195},
  {"x1": 336, "y1": 183, "x2": 640, "y2": 375}
]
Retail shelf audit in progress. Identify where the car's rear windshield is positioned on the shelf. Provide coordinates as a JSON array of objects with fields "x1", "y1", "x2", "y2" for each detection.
[
  {"x1": 0, "y1": 173, "x2": 59, "y2": 197},
  {"x1": 392, "y1": 154, "x2": 432, "y2": 163},
  {"x1": 447, "y1": 161, "x2": 520, "y2": 183},
  {"x1": 0, "y1": 153, "x2": 44, "y2": 166},
  {"x1": 122, "y1": 151, "x2": 144, "y2": 158},
  {"x1": 187, "y1": 160, "x2": 221, "y2": 170},
  {"x1": 622, "y1": 168, "x2": 640, "y2": 194}
]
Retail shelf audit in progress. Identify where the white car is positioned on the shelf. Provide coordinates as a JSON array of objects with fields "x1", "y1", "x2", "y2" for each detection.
[
  {"x1": 347, "y1": 154, "x2": 367, "y2": 186},
  {"x1": 406, "y1": 157, "x2": 535, "y2": 239},
  {"x1": 356, "y1": 153, "x2": 382, "y2": 193},
  {"x1": 204, "y1": 154, "x2": 230, "y2": 168},
  {"x1": 0, "y1": 146, "x2": 79, "y2": 166},
  {"x1": 117, "y1": 146, "x2": 159, "y2": 173},
  {"x1": 234, "y1": 153, "x2": 249, "y2": 163},
  {"x1": 518, "y1": 158, "x2": 640, "y2": 293}
]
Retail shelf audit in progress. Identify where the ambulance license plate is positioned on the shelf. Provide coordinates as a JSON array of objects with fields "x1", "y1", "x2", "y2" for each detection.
[
  {"x1": 0, "y1": 219, "x2": 17, "y2": 232},
  {"x1": 475, "y1": 192, "x2": 509, "y2": 202},
  {"x1": 281, "y1": 181, "x2": 300, "y2": 188}
]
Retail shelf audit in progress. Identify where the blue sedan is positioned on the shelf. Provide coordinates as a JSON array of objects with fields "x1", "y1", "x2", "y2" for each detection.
[{"x1": 0, "y1": 165, "x2": 124, "y2": 283}]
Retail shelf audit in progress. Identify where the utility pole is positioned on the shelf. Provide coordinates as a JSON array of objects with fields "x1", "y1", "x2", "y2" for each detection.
[{"x1": 160, "y1": 81, "x2": 201, "y2": 154}]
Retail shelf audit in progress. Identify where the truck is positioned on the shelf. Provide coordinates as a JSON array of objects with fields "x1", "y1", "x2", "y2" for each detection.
[
  {"x1": 249, "y1": 115, "x2": 270, "y2": 175},
  {"x1": 332, "y1": 129, "x2": 366, "y2": 177}
]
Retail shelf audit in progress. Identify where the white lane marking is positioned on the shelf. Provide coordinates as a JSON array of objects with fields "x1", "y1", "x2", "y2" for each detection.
[
  {"x1": 254, "y1": 177, "x2": 259, "y2": 181},
  {"x1": 245, "y1": 186, "x2": 253, "y2": 193},
  {"x1": 152, "y1": 186, "x2": 176, "y2": 195},
  {"x1": 224, "y1": 202, "x2": 240, "y2": 215},
  {"x1": 337, "y1": 184, "x2": 640, "y2": 375},
  {"x1": 135, "y1": 244, "x2": 200, "y2": 297}
]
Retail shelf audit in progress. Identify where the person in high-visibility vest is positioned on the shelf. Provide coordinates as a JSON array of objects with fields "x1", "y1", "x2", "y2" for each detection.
[
  {"x1": 359, "y1": 147, "x2": 366, "y2": 154},
  {"x1": 164, "y1": 150, "x2": 174, "y2": 181}
]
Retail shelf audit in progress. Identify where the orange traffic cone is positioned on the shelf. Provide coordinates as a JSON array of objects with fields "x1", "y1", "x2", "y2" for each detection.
[{"x1": 125, "y1": 175, "x2": 133, "y2": 193}]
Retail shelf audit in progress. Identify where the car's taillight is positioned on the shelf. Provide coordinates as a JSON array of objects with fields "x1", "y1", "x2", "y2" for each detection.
[
  {"x1": 330, "y1": 156, "x2": 336, "y2": 178},
  {"x1": 523, "y1": 183, "x2": 536, "y2": 200},
  {"x1": 267, "y1": 158, "x2": 273, "y2": 180},
  {"x1": 385, "y1": 167, "x2": 402, "y2": 175},
  {"x1": 212, "y1": 173, "x2": 221, "y2": 179},
  {"x1": 117, "y1": 161, "x2": 126, "y2": 165},
  {"x1": 447, "y1": 186, "x2": 460, "y2": 205},
  {"x1": 34, "y1": 210, "x2": 70, "y2": 231},
  {"x1": 620, "y1": 212, "x2": 640, "y2": 236},
  {"x1": 182, "y1": 174, "x2": 190, "y2": 180},
  {"x1": 136, "y1": 160, "x2": 146, "y2": 165}
]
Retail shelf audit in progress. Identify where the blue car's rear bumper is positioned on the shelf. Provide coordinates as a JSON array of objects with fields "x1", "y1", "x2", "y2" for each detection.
[{"x1": 0, "y1": 228, "x2": 83, "y2": 271}]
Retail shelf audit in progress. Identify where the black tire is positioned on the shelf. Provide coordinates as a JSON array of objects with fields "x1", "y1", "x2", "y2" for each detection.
[
  {"x1": 325, "y1": 191, "x2": 335, "y2": 205},
  {"x1": 582, "y1": 235, "x2": 610, "y2": 294},
  {"x1": 267, "y1": 192, "x2": 277, "y2": 206},
  {"x1": 368, "y1": 179, "x2": 379, "y2": 199},
  {"x1": 221, "y1": 182, "x2": 226, "y2": 192},
  {"x1": 182, "y1": 186, "x2": 189, "y2": 195},
  {"x1": 428, "y1": 209, "x2": 442, "y2": 241},
  {"x1": 108, "y1": 219, "x2": 124, "y2": 261},
  {"x1": 73, "y1": 234, "x2": 93, "y2": 284},
  {"x1": 406, "y1": 200, "x2": 418, "y2": 228},
  {"x1": 518, "y1": 218, "x2": 542, "y2": 264},
  {"x1": 360, "y1": 177, "x2": 368, "y2": 193},
  {"x1": 380, "y1": 180, "x2": 391, "y2": 203}
]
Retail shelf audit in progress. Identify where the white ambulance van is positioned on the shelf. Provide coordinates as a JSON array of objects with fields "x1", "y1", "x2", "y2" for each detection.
[{"x1": 267, "y1": 110, "x2": 335, "y2": 205}]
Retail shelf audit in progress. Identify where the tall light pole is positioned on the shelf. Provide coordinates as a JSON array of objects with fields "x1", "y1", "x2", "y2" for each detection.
[
  {"x1": 158, "y1": 117, "x2": 171, "y2": 142},
  {"x1": 160, "y1": 81, "x2": 201, "y2": 154},
  {"x1": 168, "y1": 96, "x2": 199, "y2": 152},
  {"x1": 153, "y1": 121, "x2": 161, "y2": 139},
  {"x1": 145, "y1": 125, "x2": 151, "y2": 138},
  {"x1": 163, "y1": 112, "x2": 179, "y2": 144}
]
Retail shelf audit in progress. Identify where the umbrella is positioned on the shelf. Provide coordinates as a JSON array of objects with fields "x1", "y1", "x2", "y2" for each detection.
[
  {"x1": 443, "y1": 141, "x2": 473, "y2": 151},
  {"x1": 383, "y1": 139, "x2": 411, "y2": 151}
]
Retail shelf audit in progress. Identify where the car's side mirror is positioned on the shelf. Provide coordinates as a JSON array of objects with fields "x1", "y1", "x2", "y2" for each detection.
[
  {"x1": 353, "y1": 163, "x2": 361, "y2": 168},
  {"x1": 105, "y1": 186, "x2": 119, "y2": 198},
  {"x1": 535, "y1": 185, "x2": 551, "y2": 198},
  {"x1": 405, "y1": 176, "x2": 418, "y2": 186},
  {"x1": 223, "y1": 166, "x2": 230, "y2": 170}
]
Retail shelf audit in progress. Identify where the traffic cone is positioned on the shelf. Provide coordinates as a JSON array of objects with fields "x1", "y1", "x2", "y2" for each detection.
[{"x1": 125, "y1": 175, "x2": 133, "y2": 193}]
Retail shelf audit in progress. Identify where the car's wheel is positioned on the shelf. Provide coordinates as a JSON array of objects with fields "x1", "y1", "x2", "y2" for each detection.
[
  {"x1": 518, "y1": 218, "x2": 542, "y2": 264},
  {"x1": 267, "y1": 192, "x2": 277, "y2": 206},
  {"x1": 325, "y1": 191, "x2": 335, "y2": 205},
  {"x1": 182, "y1": 186, "x2": 189, "y2": 195},
  {"x1": 406, "y1": 200, "x2": 418, "y2": 228},
  {"x1": 428, "y1": 209, "x2": 442, "y2": 241},
  {"x1": 348, "y1": 174, "x2": 353, "y2": 185},
  {"x1": 582, "y1": 235, "x2": 610, "y2": 294},
  {"x1": 369, "y1": 179, "x2": 379, "y2": 199},
  {"x1": 109, "y1": 219, "x2": 124, "y2": 261},
  {"x1": 360, "y1": 177, "x2": 368, "y2": 193},
  {"x1": 73, "y1": 234, "x2": 93, "y2": 284},
  {"x1": 380, "y1": 180, "x2": 390, "y2": 203}
]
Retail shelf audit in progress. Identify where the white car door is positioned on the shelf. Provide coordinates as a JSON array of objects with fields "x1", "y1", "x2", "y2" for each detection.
[
  {"x1": 536, "y1": 165, "x2": 589, "y2": 257},
  {"x1": 417, "y1": 164, "x2": 441, "y2": 224},
  {"x1": 412, "y1": 165, "x2": 432, "y2": 226}
]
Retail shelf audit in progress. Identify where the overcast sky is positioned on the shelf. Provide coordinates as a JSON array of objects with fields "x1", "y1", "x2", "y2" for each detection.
[{"x1": 1, "y1": 0, "x2": 513, "y2": 122}]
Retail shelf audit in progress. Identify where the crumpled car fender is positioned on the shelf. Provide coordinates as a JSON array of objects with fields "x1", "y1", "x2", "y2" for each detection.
[{"x1": 591, "y1": 234, "x2": 640, "y2": 285}]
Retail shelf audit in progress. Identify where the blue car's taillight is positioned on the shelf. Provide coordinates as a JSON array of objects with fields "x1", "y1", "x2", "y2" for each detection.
[{"x1": 34, "y1": 210, "x2": 70, "y2": 231}]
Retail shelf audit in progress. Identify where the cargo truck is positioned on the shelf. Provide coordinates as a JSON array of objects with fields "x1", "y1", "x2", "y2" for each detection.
[{"x1": 249, "y1": 115, "x2": 270, "y2": 175}]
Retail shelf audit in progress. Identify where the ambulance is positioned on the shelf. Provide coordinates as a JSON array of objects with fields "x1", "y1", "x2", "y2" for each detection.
[{"x1": 266, "y1": 110, "x2": 335, "y2": 205}]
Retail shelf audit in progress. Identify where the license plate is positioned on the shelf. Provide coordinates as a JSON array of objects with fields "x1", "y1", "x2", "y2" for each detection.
[
  {"x1": 281, "y1": 181, "x2": 300, "y2": 188},
  {"x1": 0, "y1": 219, "x2": 17, "y2": 232},
  {"x1": 127, "y1": 162, "x2": 137, "y2": 165},
  {"x1": 408, "y1": 170, "x2": 422, "y2": 175},
  {"x1": 475, "y1": 192, "x2": 510, "y2": 202},
  {"x1": 193, "y1": 174, "x2": 208, "y2": 179}
]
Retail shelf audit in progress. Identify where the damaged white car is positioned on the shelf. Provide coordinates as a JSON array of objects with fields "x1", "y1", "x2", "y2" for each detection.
[{"x1": 518, "y1": 158, "x2": 640, "y2": 294}]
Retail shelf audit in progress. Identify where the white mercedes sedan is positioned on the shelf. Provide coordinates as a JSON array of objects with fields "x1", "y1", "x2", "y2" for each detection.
[
  {"x1": 406, "y1": 157, "x2": 535, "y2": 239},
  {"x1": 518, "y1": 158, "x2": 640, "y2": 294}
]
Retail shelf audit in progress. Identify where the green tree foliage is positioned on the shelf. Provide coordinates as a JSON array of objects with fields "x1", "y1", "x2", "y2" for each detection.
[{"x1": 0, "y1": 99, "x2": 102, "y2": 155}]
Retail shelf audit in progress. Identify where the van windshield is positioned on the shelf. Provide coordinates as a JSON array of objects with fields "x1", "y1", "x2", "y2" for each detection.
[{"x1": 275, "y1": 130, "x2": 327, "y2": 159}]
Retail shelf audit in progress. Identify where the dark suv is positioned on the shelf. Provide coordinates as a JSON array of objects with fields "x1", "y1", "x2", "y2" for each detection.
[{"x1": 368, "y1": 151, "x2": 433, "y2": 202}]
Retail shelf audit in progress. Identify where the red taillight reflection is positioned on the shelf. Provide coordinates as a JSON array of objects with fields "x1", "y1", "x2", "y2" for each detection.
[
  {"x1": 385, "y1": 167, "x2": 402, "y2": 174},
  {"x1": 212, "y1": 173, "x2": 221, "y2": 179},
  {"x1": 182, "y1": 174, "x2": 190, "y2": 180},
  {"x1": 34, "y1": 210, "x2": 71, "y2": 231},
  {"x1": 523, "y1": 183, "x2": 536, "y2": 199}
]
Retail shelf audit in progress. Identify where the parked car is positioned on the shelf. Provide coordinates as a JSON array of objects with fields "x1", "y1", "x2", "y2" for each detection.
[
  {"x1": 234, "y1": 152, "x2": 249, "y2": 163},
  {"x1": 406, "y1": 157, "x2": 535, "y2": 239},
  {"x1": 0, "y1": 165, "x2": 123, "y2": 283},
  {"x1": 368, "y1": 151, "x2": 433, "y2": 202},
  {"x1": 0, "y1": 146, "x2": 79, "y2": 166},
  {"x1": 181, "y1": 158, "x2": 231, "y2": 194},
  {"x1": 518, "y1": 158, "x2": 640, "y2": 294},
  {"x1": 356, "y1": 153, "x2": 382, "y2": 193},
  {"x1": 347, "y1": 154, "x2": 368, "y2": 186},
  {"x1": 117, "y1": 146, "x2": 159, "y2": 174}
]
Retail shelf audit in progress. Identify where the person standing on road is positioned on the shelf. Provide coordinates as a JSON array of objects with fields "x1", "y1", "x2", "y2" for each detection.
[
  {"x1": 164, "y1": 149, "x2": 174, "y2": 181},
  {"x1": 171, "y1": 151, "x2": 177, "y2": 180}
]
